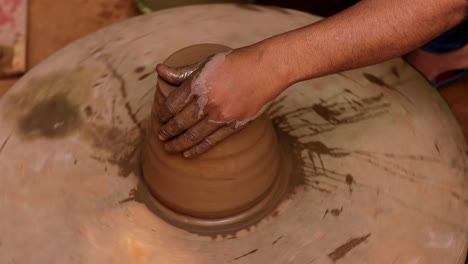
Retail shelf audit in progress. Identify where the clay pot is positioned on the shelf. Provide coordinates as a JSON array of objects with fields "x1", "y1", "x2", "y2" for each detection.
[{"x1": 142, "y1": 44, "x2": 284, "y2": 225}]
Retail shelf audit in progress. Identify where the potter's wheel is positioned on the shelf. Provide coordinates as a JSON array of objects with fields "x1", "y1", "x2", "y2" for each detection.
[{"x1": 0, "y1": 4, "x2": 467, "y2": 263}]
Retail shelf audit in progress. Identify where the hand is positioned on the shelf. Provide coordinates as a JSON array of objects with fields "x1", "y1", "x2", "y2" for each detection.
[{"x1": 156, "y1": 47, "x2": 282, "y2": 158}]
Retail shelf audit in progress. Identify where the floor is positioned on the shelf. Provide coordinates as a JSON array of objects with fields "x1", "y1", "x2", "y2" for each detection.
[{"x1": 0, "y1": 0, "x2": 466, "y2": 142}]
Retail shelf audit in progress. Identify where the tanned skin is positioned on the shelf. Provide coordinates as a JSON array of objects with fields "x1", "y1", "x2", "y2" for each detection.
[{"x1": 156, "y1": 0, "x2": 468, "y2": 158}]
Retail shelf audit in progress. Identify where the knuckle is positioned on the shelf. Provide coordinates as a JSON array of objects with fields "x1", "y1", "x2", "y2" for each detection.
[
  {"x1": 159, "y1": 127, "x2": 171, "y2": 140},
  {"x1": 165, "y1": 100, "x2": 177, "y2": 114},
  {"x1": 188, "y1": 145, "x2": 201, "y2": 157},
  {"x1": 203, "y1": 137, "x2": 215, "y2": 147},
  {"x1": 184, "y1": 130, "x2": 198, "y2": 142},
  {"x1": 159, "y1": 104, "x2": 173, "y2": 120},
  {"x1": 171, "y1": 118, "x2": 185, "y2": 131}
]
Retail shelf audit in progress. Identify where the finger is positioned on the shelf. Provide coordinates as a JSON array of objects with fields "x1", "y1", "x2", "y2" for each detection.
[
  {"x1": 182, "y1": 125, "x2": 241, "y2": 158},
  {"x1": 156, "y1": 60, "x2": 204, "y2": 85},
  {"x1": 159, "y1": 100, "x2": 203, "y2": 141},
  {"x1": 159, "y1": 81, "x2": 195, "y2": 123},
  {"x1": 164, "y1": 118, "x2": 223, "y2": 153}
]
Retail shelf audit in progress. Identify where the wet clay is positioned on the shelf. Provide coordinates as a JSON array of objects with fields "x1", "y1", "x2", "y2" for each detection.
[{"x1": 141, "y1": 44, "x2": 291, "y2": 232}]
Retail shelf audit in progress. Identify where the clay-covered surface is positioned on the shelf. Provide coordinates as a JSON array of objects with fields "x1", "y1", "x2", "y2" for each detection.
[{"x1": 0, "y1": 4, "x2": 466, "y2": 264}]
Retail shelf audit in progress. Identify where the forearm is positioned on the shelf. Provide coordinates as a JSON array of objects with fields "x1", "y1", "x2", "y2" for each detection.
[{"x1": 252, "y1": 0, "x2": 467, "y2": 88}]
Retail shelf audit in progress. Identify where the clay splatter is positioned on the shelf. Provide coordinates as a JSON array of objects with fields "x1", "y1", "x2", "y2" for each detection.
[
  {"x1": 125, "y1": 102, "x2": 144, "y2": 132},
  {"x1": 272, "y1": 235, "x2": 283, "y2": 245},
  {"x1": 233, "y1": 249, "x2": 258, "y2": 261},
  {"x1": 83, "y1": 123, "x2": 144, "y2": 177},
  {"x1": 84, "y1": 105, "x2": 93, "y2": 117},
  {"x1": 138, "y1": 72, "x2": 152, "y2": 81},
  {"x1": 363, "y1": 73, "x2": 389, "y2": 88},
  {"x1": 323, "y1": 209, "x2": 329, "y2": 218},
  {"x1": 345, "y1": 175, "x2": 355, "y2": 193},
  {"x1": 330, "y1": 207, "x2": 343, "y2": 216},
  {"x1": 363, "y1": 72, "x2": 412, "y2": 103},
  {"x1": 119, "y1": 188, "x2": 144, "y2": 204},
  {"x1": 99, "y1": 57, "x2": 144, "y2": 134},
  {"x1": 134, "y1": 66, "x2": 145, "y2": 73},
  {"x1": 0, "y1": 133, "x2": 11, "y2": 155},
  {"x1": 328, "y1": 233, "x2": 371, "y2": 261},
  {"x1": 268, "y1": 86, "x2": 455, "y2": 196},
  {"x1": 391, "y1": 67, "x2": 400, "y2": 78},
  {"x1": 271, "y1": 89, "x2": 389, "y2": 135}
]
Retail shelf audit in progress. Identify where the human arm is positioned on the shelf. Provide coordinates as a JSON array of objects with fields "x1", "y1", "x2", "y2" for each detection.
[{"x1": 157, "y1": 0, "x2": 468, "y2": 158}]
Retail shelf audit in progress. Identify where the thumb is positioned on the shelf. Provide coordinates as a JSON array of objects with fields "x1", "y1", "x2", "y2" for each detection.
[{"x1": 156, "y1": 61, "x2": 203, "y2": 85}]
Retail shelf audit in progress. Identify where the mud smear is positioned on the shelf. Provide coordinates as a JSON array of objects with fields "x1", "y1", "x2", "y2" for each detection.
[
  {"x1": 134, "y1": 66, "x2": 145, "y2": 74},
  {"x1": 119, "y1": 188, "x2": 144, "y2": 204},
  {"x1": 269, "y1": 89, "x2": 382, "y2": 197},
  {"x1": 328, "y1": 233, "x2": 371, "y2": 261},
  {"x1": 345, "y1": 175, "x2": 355, "y2": 193},
  {"x1": 138, "y1": 72, "x2": 152, "y2": 81},
  {"x1": 363, "y1": 72, "x2": 412, "y2": 104},
  {"x1": 272, "y1": 235, "x2": 283, "y2": 245},
  {"x1": 330, "y1": 207, "x2": 343, "y2": 216},
  {"x1": 268, "y1": 88, "x2": 459, "y2": 195},
  {"x1": 18, "y1": 94, "x2": 82, "y2": 139},
  {"x1": 270, "y1": 89, "x2": 389, "y2": 136},
  {"x1": 84, "y1": 105, "x2": 93, "y2": 117},
  {"x1": 100, "y1": 56, "x2": 144, "y2": 135},
  {"x1": 83, "y1": 122, "x2": 144, "y2": 178},
  {"x1": 232, "y1": 248, "x2": 258, "y2": 261},
  {"x1": 391, "y1": 67, "x2": 400, "y2": 78},
  {"x1": 3, "y1": 68, "x2": 97, "y2": 140}
]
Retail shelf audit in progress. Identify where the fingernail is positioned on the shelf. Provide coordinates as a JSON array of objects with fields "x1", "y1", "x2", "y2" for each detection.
[
  {"x1": 183, "y1": 152, "x2": 190, "y2": 158},
  {"x1": 158, "y1": 134, "x2": 165, "y2": 141}
]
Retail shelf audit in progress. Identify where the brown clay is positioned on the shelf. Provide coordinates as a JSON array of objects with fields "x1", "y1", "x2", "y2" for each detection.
[{"x1": 141, "y1": 44, "x2": 291, "y2": 231}]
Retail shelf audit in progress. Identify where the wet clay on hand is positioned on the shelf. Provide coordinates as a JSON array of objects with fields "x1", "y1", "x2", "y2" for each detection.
[{"x1": 141, "y1": 44, "x2": 290, "y2": 232}]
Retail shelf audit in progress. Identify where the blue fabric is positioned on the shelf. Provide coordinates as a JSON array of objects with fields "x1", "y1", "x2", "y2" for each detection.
[
  {"x1": 341, "y1": 0, "x2": 467, "y2": 53},
  {"x1": 420, "y1": 20, "x2": 467, "y2": 54}
]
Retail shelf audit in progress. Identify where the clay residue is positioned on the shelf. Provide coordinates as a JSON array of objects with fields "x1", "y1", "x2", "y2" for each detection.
[
  {"x1": 391, "y1": 67, "x2": 400, "y2": 78},
  {"x1": 3, "y1": 67, "x2": 97, "y2": 140},
  {"x1": 272, "y1": 235, "x2": 283, "y2": 245},
  {"x1": 328, "y1": 233, "x2": 371, "y2": 261},
  {"x1": 345, "y1": 174, "x2": 355, "y2": 193},
  {"x1": 138, "y1": 72, "x2": 152, "y2": 81},
  {"x1": 268, "y1": 88, "x2": 438, "y2": 196},
  {"x1": 363, "y1": 72, "x2": 412, "y2": 103},
  {"x1": 330, "y1": 207, "x2": 343, "y2": 216},
  {"x1": 119, "y1": 188, "x2": 144, "y2": 204},
  {"x1": 18, "y1": 94, "x2": 82, "y2": 139},
  {"x1": 82, "y1": 122, "x2": 144, "y2": 178},
  {"x1": 232, "y1": 248, "x2": 258, "y2": 261},
  {"x1": 84, "y1": 105, "x2": 93, "y2": 117},
  {"x1": 363, "y1": 73, "x2": 390, "y2": 88},
  {"x1": 0, "y1": 133, "x2": 11, "y2": 155},
  {"x1": 134, "y1": 66, "x2": 145, "y2": 73}
]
